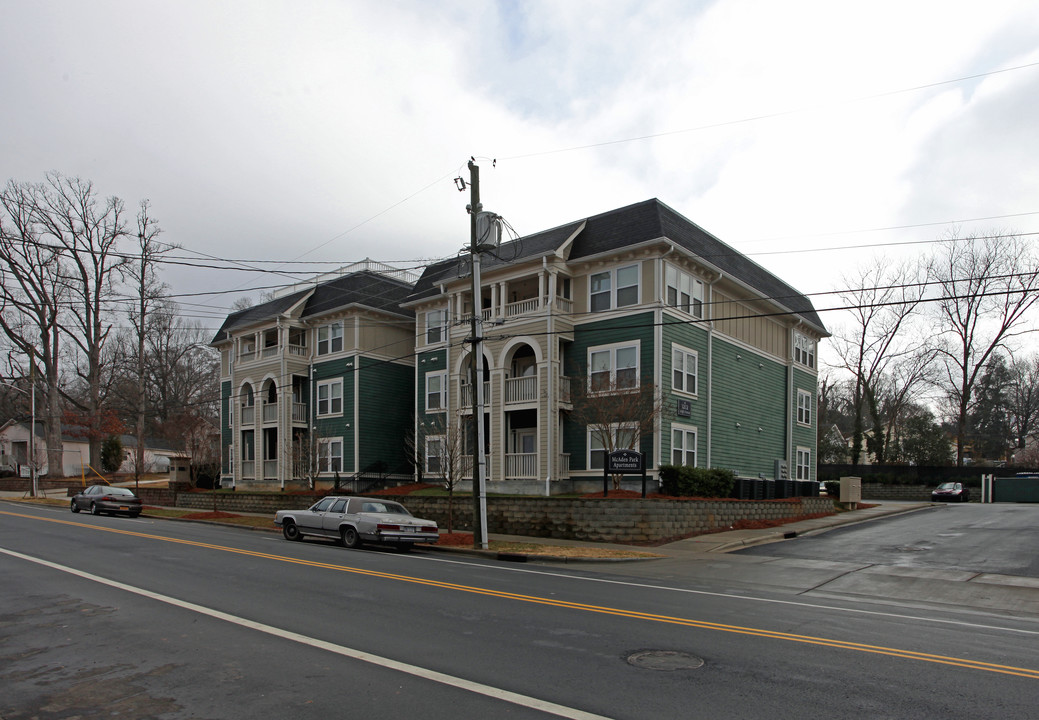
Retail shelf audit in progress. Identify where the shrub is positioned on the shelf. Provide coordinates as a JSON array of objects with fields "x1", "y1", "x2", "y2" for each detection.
[
  {"x1": 659, "y1": 465, "x2": 735, "y2": 498},
  {"x1": 100, "y1": 435, "x2": 123, "y2": 473}
]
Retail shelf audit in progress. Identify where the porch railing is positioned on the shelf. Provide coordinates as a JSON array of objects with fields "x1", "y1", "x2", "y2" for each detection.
[
  {"x1": 291, "y1": 402, "x2": 307, "y2": 423},
  {"x1": 240, "y1": 405, "x2": 255, "y2": 425},
  {"x1": 459, "y1": 381, "x2": 491, "y2": 408},
  {"x1": 505, "y1": 453, "x2": 537, "y2": 479},
  {"x1": 505, "y1": 376, "x2": 537, "y2": 404},
  {"x1": 240, "y1": 460, "x2": 255, "y2": 478},
  {"x1": 557, "y1": 453, "x2": 570, "y2": 479},
  {"x1": 262, "y1": 402, "x2": 278, "y2": 423},
  {"x1": 263, "y1": 460, "x2": 278, "y2": 479}
]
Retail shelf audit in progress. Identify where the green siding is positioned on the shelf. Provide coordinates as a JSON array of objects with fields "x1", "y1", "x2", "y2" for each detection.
[
  {"x1": 416, "y1": 350, "x2": 447, "y2": 425},
  {"x1": 357, "y1": 357, "x2": 414, "y2": 473},
  {"x1": 792, "y1": 366, "x2": 817, "y2": 480},
  {"x1": 563, "y1": 312, "x2": 656, "y2": 471},
  {"x1": 661, "y1": 314, "x2": 710, "y2": 467},
  {"x1": 313, "y1": 356, "x2": 357, "y2": 473},
  {"x1": 709, "y1": 338, "x2": 788, "y2": 478}
]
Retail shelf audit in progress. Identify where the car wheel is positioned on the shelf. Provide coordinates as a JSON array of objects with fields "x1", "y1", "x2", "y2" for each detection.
[
  {"x1": 282, "y1": 521, "x2": 302, "y2": 541},
  {"x1": 70, "y1": 500, "x2": 80, "y2": 513},
  {"x1": 90, "y1": 503, "x2": 100, "y2": 516},
  {"x1": 341, "y1": 526, "x2": 362, "y2": 549}
]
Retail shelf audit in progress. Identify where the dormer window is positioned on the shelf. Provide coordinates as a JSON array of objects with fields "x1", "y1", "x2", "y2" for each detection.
[
  {"x1": 317, "y1": 322, "x2": 343, "y2": 356},
  {"x1": 794, "y1": 332, "x2": 815, "y2": 369},
  {"x1": 426, "y1": 309, "x2": 447, "y2": 345},
  {"x1": 665, "y1": 265, "x2": 704, "y2": 318}
]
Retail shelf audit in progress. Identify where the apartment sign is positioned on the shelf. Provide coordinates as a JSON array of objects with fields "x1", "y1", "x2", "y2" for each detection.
[{"x1": 606, "y1": 450, "x2": 644, "y2": 473}]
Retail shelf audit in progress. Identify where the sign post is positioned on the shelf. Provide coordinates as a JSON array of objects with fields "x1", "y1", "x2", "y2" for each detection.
[{"x1": 604, "y1": 450, "x2": 647, "y2": 497}]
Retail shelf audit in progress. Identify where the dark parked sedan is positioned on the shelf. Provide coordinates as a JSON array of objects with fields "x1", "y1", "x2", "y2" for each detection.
[
  {"x1": 931, "y1": 482, "x2": 970, "y2": 502},
  {"x1": 70, "y1": 485, "x2": 143, "y2": 517}
]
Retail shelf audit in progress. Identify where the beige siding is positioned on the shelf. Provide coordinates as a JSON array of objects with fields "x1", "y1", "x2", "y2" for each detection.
[
  {"x1": 359, "y1": 317, "x2": 415, "y2": 359},
  {"x1": 712, "y1": 290, "x2": 789, "y2": 359}
]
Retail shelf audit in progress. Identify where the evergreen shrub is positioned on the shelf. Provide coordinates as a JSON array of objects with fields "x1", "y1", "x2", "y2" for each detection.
[{"x1": 659, "y1": 464, "x2": 735, "y2": 498}]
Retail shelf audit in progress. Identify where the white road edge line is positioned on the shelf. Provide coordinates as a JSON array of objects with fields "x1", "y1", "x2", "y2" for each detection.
[
  {"x1": 409, "y1": 553, "x2": 1039, "y2": 636},
  {"x1": 0, "y1": 546, "x2": 612, "y2": 720}
]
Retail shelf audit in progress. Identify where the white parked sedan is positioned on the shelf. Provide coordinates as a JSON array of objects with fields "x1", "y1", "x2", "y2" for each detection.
[{"x1": 275, "y1": 496, "x2": 439, "y2": 550}]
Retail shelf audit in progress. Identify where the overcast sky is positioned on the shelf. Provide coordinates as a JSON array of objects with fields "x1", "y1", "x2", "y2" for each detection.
[{"x1": 4, "y1": 0, "x2": 1038, "y2": 353}]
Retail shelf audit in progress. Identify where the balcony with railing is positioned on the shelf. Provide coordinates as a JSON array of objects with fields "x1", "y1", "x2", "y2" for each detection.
[
  {"x1": 505, "y1": 376, "x2": 537, "y2": 405},
  {"x1": 287, "y1": 343, "x2": 307, "y2": 357},
  {"x1": 240, "y1": 404, "x2": 255, "y2": 425},
  {"x1": 262, "y1": 402, "x2": 278, "y2": 423},
  {"x1": 459, "y1": 381, "x2": 491, "y2": 409},
  {"x1": 291, "y1": 402, "x2": 307, "y2": 424},
  {"x1": 263, "y1": 460, "x2": 278, "y2": 479},
  {"x1": 240, "y1": 460, "x2": 255, "y2": 478},
  {"x1": 557, "y1": 453, "x2": 570, "y2": 479}
]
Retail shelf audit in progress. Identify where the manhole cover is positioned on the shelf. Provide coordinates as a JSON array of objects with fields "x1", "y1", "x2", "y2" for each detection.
[{"x1": 627, "y1": 650, "x2": 704, "y2": 671}]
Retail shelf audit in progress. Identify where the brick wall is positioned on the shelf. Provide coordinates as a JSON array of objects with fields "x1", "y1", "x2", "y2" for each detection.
[{"x1": 133, "y1": 488, "x2": 833, "y2": 544}]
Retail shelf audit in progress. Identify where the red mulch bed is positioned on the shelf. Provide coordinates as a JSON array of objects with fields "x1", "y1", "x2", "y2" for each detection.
[{"x1": 437, "y1": 532, "x2": 477, "y2": 547}]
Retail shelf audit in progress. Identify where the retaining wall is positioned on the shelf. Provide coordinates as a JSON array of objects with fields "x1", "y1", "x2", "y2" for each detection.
[{"x1": 131, "y1": 488, "x2": 834, "y2": 544}]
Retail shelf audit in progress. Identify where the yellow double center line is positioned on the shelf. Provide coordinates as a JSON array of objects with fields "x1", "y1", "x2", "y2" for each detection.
[{"x1": 6, "y1": 510, "x2": 1039, "y2": 680}]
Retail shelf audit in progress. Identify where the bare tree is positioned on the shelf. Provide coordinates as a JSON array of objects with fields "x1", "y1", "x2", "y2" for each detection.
[
  {"x1": 1007, "y1": 353, "x2": 1039, "y2": 456},
  {"x1": 27, "y1": 174, "x2": 133, "y2": 468},
  {"x1": 568, "y1": 377, "x2": 665, "y2": 489},
  {"x1": 830, "y1": 257, "x2": 927, "y2": 464},
  {"x1": 124, "y1": 201, "x2": 174, "y2": 484},
  {"x1": 0, "y1": 179, "x2": 67, "y2": 479},
  {"x1": 927, "y1": 231, "x2": 1039, "y2": 465},
  {"x1": 412, "y1": 414, "x2": 469, "y2": 532}
]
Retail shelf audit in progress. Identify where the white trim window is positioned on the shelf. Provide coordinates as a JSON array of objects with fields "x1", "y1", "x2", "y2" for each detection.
[
  {"x1": 794, "y1": 332, "x2": 815, "y2": 369},
  {"x1": 796, "y1": 447, "x2": 811, "y2": 480},
  {"x1": 425, "y1": 435, "x2": 444, "y2": 474},
  {"x1": 589, "y1": 342, "x2": 640, "y2": 392},
  {"x1": 426, "y1": 309, "x2": 448, "y2": 345},
  {"x1": 590, "y1": 264, "x2": 640, "y2": 313},
  {"x1": 317, "y1": 322, "x2": 344, "y2": 356},
  {"x1": 316, "y1": 379, "x2": 343, "y2": 416},
  {"x1": 797, "y1": 389, "x2": 812, "y2": 426},
  {"x1": 425, "y1": 371, "x2": 447, "y2": 412},
  {"x1": 671, "y1": 424, "x2": 698, "y2": 467},
  {"x1": 588, "y1": 423, "x2": 638, "y2": 470},
  {"x1": 665, "y1": 264, "x2": 704, "y2": 318},
  {"x1": 672, "y1": 345, "x2": 698, "y2": 395},
  {"x1": 318, "y1": 438, "x2": 343, "y2": 473}
]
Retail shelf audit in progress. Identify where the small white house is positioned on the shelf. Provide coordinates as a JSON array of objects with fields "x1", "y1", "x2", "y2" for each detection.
[{"x1": 0, "y1": 420, "x2": 180, "y2": 478}]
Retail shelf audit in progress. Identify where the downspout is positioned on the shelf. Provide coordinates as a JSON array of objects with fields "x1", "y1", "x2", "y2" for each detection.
[
  {"x1": 544, "y1": 256, "x2": 553, "y2": 496},
  {"x1": 705, "y1": 270, "x2": 722, "y2": 469},
  {"x1": 278, "y1": 317, "x2": 286, "y2": 492},
  {"x1": 789, "y1": 320, "x2": 804, "y2": 478},
  {"x1": 657, "y1": 246, "x2": 674, "y2": 478}
]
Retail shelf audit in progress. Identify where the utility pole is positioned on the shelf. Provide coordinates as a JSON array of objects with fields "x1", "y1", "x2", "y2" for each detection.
[{"x1": 465, "y1": 160, "x2": 489, "y2": 549}]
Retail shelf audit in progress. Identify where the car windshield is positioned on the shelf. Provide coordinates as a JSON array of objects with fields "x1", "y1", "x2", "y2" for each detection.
[
  {"x1": 937, "y1": 483, "x2": 957, "y2": 490},
  {"x1": 360, "y1": 501, "x2": 410, "y2": 515},
  {"x1": 107, "y1": 487, "x2": 135, "y2": 496}
]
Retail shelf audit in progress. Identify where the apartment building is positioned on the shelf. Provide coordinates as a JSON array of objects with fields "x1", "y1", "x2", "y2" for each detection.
[
  {"x1": 406, "y1": 198, "x2": 827, "y2": 494},
  {"x1": 211, "y1": 200, "x2": 826, "y2": 494},
  {"x1": 211, "y1": 264, "x2": 417, "y2": 490}
]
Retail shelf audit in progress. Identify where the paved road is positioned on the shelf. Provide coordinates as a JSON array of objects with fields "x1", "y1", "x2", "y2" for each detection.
[
  {"x1": 737, "y1": 503, "x2": 1039, "y2": 578},
  {"x1": 2, "y1": 500, "x2": 1038, "y2": 719}
]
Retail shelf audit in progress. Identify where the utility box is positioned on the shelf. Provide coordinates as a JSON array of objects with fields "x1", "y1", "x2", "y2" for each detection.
[
  {"x1": 168, "y1": 454, "x2": 192, "y2": 485},
  {"x1": 839, "y1": 476, "x2": 862, "y2": 506}
]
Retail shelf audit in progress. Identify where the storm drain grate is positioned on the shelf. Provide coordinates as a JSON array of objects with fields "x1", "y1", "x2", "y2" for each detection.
[{"x1": 627, "y1": 650, "x2": 704, "y2": 671}]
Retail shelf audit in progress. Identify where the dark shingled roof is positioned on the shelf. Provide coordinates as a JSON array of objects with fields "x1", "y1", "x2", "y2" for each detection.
[
  {"x1": 210, "y1": 270, "x2": 415, "y2": 345},
  {"x1": 406, "y1": 199, "x2": 825, "y2": 332}
]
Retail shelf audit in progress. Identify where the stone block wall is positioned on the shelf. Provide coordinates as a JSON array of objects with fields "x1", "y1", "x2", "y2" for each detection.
[{"x1": 130, "y1": 489, "x2": 833, "y2": 544}]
